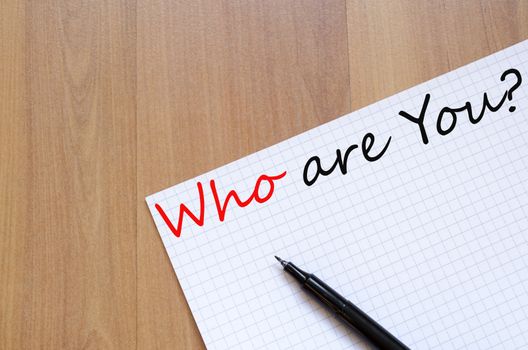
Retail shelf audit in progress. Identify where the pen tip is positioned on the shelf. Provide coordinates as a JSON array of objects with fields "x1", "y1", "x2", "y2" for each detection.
[{"x1": 275, "y1": 256, "x2": 287, "y2": 266}]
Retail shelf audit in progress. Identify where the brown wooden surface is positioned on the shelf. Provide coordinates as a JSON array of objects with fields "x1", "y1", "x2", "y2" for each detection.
[{"x1": 1, "y1": 1, "x2": 526, "y2": 348}]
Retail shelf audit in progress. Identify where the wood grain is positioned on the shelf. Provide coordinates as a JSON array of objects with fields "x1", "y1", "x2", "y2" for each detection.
[
  {"x1": 136, "y1": 1, "x2": 349, "y2": 348},
  {"x1": 0, "y1": 0, "x2": 526, "y2": 348},
  {"x1": 1, "y1": 0, "x2": 137, "y2": 349},
  {"x1": 0, "y1": 1, "x2": 27, "y2": 348},
  {"x1": 347, "y1": 0, "x2": 528, "y2": 109}
]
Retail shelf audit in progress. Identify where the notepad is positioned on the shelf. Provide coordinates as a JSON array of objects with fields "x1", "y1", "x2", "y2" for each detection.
[{"x1": 146, "y1": 40, "x2": 528, "y2": 349}]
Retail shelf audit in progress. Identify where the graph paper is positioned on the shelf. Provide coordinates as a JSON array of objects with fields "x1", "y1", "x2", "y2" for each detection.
[{"x1": 146, "y1": 40, "x2": 528, "y2": 349}]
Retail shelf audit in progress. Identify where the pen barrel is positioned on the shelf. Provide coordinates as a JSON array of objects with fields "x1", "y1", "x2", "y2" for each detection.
[{"x1": 304, "y1": 275, "x2": 410, "y2": 350}]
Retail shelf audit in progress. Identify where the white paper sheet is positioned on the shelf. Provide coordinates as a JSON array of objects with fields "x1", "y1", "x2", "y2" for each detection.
[{"x1": 147, "y1": 40, "x2": 528, "y2": 349}]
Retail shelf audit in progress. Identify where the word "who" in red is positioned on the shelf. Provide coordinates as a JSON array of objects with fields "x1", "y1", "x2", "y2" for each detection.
[{"x1": 155, "y1": 171, "x2": 287, "y2": 238}]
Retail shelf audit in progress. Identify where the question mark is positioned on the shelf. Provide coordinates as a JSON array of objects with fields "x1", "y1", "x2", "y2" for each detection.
[{"x1": 500, "y1": 68, "x2": 522, "y2": 112}]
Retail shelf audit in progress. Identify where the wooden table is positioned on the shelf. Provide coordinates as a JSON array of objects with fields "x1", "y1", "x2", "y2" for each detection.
[{"x1": 1, "y1": 1, "x2": 526, "y2": 348}]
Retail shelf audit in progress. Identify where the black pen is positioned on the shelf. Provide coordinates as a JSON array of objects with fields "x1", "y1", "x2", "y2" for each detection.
[{"x1": 275, "y1": 256, "x2": 410, "y2": 350}]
